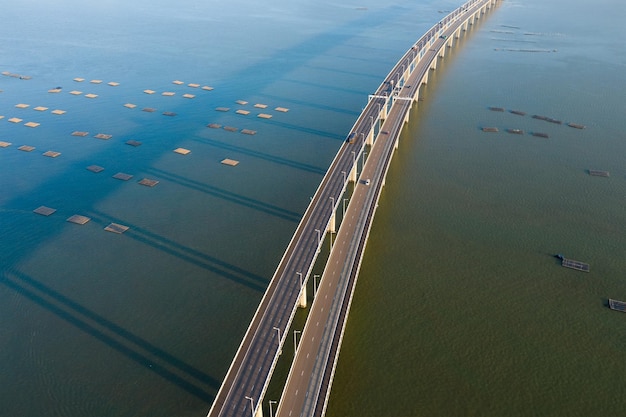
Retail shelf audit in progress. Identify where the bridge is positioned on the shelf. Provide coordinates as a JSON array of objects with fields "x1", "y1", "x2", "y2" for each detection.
[{"x1": 207, "y1": 1, "x2": 500, "y2": 416}]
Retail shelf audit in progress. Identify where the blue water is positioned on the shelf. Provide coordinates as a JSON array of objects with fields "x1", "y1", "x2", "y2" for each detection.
[{"x1": 1, "y1": 0, "x2": 624, "y2": 416}]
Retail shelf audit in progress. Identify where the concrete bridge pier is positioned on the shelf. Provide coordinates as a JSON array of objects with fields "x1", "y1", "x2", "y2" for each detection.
[
  {"x1": 349, "y1": 163, "x2": 358, "y2": 183},
  {"x1": 411, "y1": 87, "x2": 420, "y2": 103},
  {"x1": 297, "y1": 273, "x2": 307, "y2": 308},
  {"x1": 328, "y1": 211, "x2": 336, "y2": 234},
  {"x1": 380, "y1": 102, "x2": 388, "y2": 120},
  {"x1": 366, "y1": 128, "x2": 374, "y2": 146},
  {"x1": 430, "y1": 56, "x2": 438, "y2": 71},
  {"x1": 439, "y1": 44, "x2": 446, "y2": 58}
]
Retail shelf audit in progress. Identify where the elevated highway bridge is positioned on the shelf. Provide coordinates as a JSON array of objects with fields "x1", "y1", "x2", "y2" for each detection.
[{"x1": 207, "y1": 1, "x2": 500, "y2": 416}]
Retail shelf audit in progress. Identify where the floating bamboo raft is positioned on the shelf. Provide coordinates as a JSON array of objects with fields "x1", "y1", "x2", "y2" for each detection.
[
  {"x1": 33, "y1": 206, "x2": 56, "y2": 216},
  {"x1": 67, "y1": 215, "x2": 90, "y2": 225},
  {"x1": 558, "y1": 255, "x2": 590, "y2": 272},
  {"x1": 609, "y1": 299, "x2": 626, "y2": 312},
  {"x1": 104, "y1": 223, "x2": 129, "y2": 234},
  {"x1": 588, "y1": 170, "x2": 609, "y2": 177}
]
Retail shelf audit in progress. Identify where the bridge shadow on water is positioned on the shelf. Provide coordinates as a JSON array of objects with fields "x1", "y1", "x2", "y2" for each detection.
[
  {"x1": 193, "y1": 135, "x2": 330, "y2": 175},
  {"x1": 144, "y1": 166, "x2": 303, "y2": 224},
  {"x1": 0, "y1": 2, "x2": 421, "y2": 413},
  {"x1": 0, "y1": 269, "x2": 219, "y2": 403},
  {"x1": 85, "y1": 208, "x2": 270, "y2": 293}
]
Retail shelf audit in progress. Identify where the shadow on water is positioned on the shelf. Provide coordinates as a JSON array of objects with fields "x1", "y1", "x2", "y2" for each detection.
[
  {"x1": 0, "y1": 2, "x2": 420, "y2": 413},
  {"x1": 261, "y1": 90, "x2": 364, "y2": 117},
  {"x1": 191, "y1": 137, "x2": 328, "y2": 175},
  {"x1": 144, "y1": 167, "x2": 303, "y2": 224},
  {"x1": 1, "y1": 269, "x2": 218, "y2": 403},
  {"x1": 86, "y1": 208, "x2": 269, "y2": 292}
]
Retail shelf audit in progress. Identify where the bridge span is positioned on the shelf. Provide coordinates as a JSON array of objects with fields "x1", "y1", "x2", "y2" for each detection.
[{"x1": 207, "y1": 1, "x2": 500, "y2": 416}]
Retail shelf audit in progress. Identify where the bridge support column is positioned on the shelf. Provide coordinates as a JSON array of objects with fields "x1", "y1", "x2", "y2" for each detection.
[
  {"x1": 439, "y1": 45, "x2": 446, "y2": 58},
  {"x1": 350, "y1": 164, "x2": 358, "y2": 183},
  {"x1": 412, "y1": 88, "x2": 420, "y2": 103},
  {"x1": 430, "y1": 57, "x2": 438, "y2": 71},
  {"x1": 298, "y1": 282, "x2": 307, "y2": 308},
  {"x1": 366, "y1": 128, "x2": 374, "y2": 146}
]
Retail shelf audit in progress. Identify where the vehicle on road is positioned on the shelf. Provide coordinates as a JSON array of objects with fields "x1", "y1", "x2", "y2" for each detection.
[{"x1": 346, "y1": 132, "x2": 357, "y2": 144}]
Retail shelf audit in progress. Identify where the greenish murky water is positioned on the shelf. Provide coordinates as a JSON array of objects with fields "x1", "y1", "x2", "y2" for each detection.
[{"x1": 327, "y1": 1, "x2": 626, "y2": 416}]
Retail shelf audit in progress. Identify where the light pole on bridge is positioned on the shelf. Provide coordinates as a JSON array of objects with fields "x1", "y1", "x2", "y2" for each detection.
[
  {"x1": 343, "y1": 198, "x2": 349, "y2": 218},
  {"x1": 245, "y1": 396, "x2": 255, "y2": 417},
  {"x1": 293, "y1": 330, "x2": 301, "y2": 354},
  {"x1": 273, "y1": 326, "x2": 282, "y2": 355},
  {"x1": 315, "y1": 228, "x2": 321, "y2": 253},
  {"x1": 269, "y1": 400, "x2": 277, "y2": 417},
  {"x1": 314, "y1": 274, "x2": 320, "y2": 295}
]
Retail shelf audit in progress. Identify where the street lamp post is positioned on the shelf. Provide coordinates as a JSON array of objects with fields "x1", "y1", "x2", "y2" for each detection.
[
  {"x1": 362, "y1": 151, "x2": 368, "y2": 168},
  {"x1": 314, "y1": 274, "x2": 320, "y2": 295},
  {"x1": 245, "y1": 396, "x2": 255, "y2": 417},
  {"x1": 273, "y1": 326, "x2": 281, "y2": 355},
  {"x1": 269, "y1": 400, "x2": 277, "y2": 417},
  {"x1": 341, "y1": 170, "x2": 346, "y2": 185},
  {"x1": 315, "y1": 228, "x2": 321, "y2": 252},
  {"x1": 343, "y1": 198, "x2": 348, "y2": 218}
]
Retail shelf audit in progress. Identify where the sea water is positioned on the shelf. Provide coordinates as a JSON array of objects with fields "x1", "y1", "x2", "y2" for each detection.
[{"x1": 0, "y1": 0, "x2": 624, "y2": 416}]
